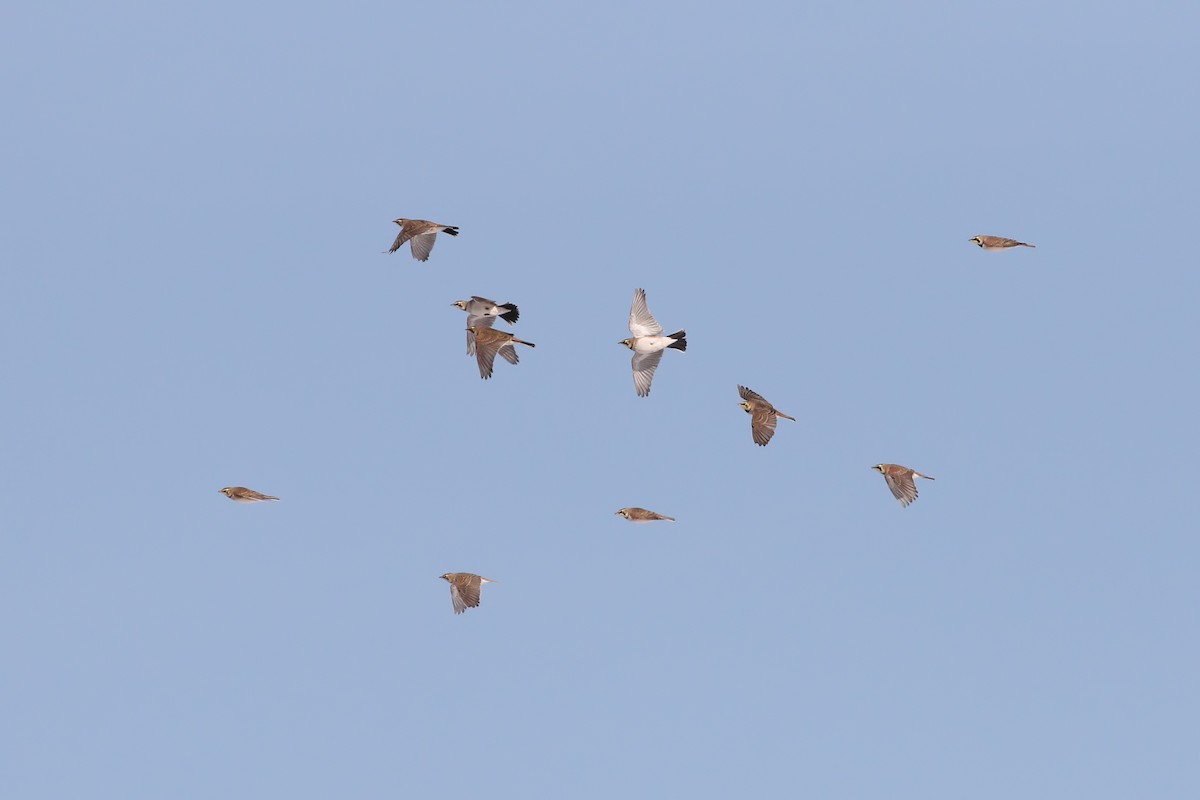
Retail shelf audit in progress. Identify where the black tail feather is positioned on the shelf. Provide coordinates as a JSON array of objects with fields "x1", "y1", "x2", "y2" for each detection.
[
  {"x1": 499, "y1": 304, "x2": 520, "y2": 324},
  {"x1": 667, "y1": 330, "x2": 687, "y2": 351},
  {"x1": 443, "y1": 227, "x2": 460, "y2": 236}
]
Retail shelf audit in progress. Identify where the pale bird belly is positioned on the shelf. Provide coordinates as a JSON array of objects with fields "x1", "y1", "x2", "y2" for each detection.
[{"x1": 632, "y1": 337, "x2": 671, "y2": 352}]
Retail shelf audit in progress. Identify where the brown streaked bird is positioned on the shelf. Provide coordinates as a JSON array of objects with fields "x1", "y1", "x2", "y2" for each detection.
[
  {"x1": 467, "y1": 325, "x2": 535, "y2": 380},
  {"x1": 871, "y1": 463, "x2": 935, "y2": 507},
  {"x1": 615, "y1": 507, "x2": 676, "y2": 523},
  {"x1": 737, "y1": 385, "x2": 795, "y2": 446},
  {"x1": 453, "y1": 296, "x2": 520, "y2": 355},
  {"x1": 439, "y1": 572, "x2": 495, "y2": 615},
  {"x1": 219, "y1": 486, "x2": 279, "y2": 503},
  {"x1": 386, "y1": 218, "x2": 459, "y2": 261},
  {"x1": 969, "y1": 235, "x2": 1035, "y2": 250}
]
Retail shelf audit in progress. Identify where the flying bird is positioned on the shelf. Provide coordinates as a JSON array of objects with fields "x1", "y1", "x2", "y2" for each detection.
[
  {"x1": 871, "y1": 463, "x2": 935, "y2": 507},
  {"x1": 219, "y1": 486, "x2": 279, "y2": 503},
  {"x1": 969, "y1": 235, "x2": 1035, "y2": 250},
  {"x1": 467, "y1": 325, "x2": 535, "y2": 379},
  {"x1": 453, "y1": 296, "x2": 520, "y2": 355},
  {"x1": 440, "y1": 572, "x2": 495, "y2": 615},
  {"x1": 386, "y1": 218, "x2": 459, "y2": 261},
  {"x1": 615, "y1": 507, "x2": 676, "y2": 522},
  {"x1": 619, "y1": 288, "x2": 686, "y2": 397},
  {"x1": 737, "y1": 385, "x2": 795, "y2": 446}
]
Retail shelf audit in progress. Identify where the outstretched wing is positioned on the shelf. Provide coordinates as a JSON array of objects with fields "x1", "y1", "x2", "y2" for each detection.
[
  {"x1": 497, "y1": 342, "x2": 520, "y2": 366},
  {"x1": 471, "y1": 331, "x2": 500, "y2": 379},
  {"x1": 631, "y1": 350, "x2": 663, "y2": 397},
  {"x1": 628, "y1": 288, "x2": 663, "y2": 337},
  {"x1": 388, "y1": 228, "x2": 411, "y2": 254},
  {"x1": 750, "y1": 408, "x2": 778, "y2": 446},
  {"x1": 410, "y1": 232, "x2": 438, "y2": 261},
  {"x1": 884, "y1": 470, "x2": 919, "y2": 507},
  {"x1": 738, "y1": 385, "x2": 769, "y2": 406}
]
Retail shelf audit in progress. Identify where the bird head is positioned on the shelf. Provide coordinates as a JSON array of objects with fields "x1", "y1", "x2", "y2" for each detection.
[
  {"x1": 393, "y1": 218, "x2": 408, "y2": 226},
  {"x1": 619, "y1": 338, "x2": 633, "y2": 349},
  {"x1": 969, "y1": 236, "x2": 984, "y2": 247},
  {"x1": 452, "y1": 300, "x2": 468, "y2": 311},
  {"x1": 871, "y1": 464, "x2": 885, "y2": 473},
  {"x1": 615, "y1": 508, "x2": 629, "y2": 518},
  {"x1": 439, "y1": 574, "x2": 451, "y2": 582},
  {"x1": 739, "y1": 401, "x2": 752, "y2": 413},
  {"x1": 219, "y1": 487, "x2": 234, "y2": 497}
]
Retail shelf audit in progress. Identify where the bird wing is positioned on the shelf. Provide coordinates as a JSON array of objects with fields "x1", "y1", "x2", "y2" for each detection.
[
  {"x1": 884, "y1": 470, "x2": 918, "y2": 507},
  {"x1": 738, "y1": 385, "x2": 769, "y2": 406},
  {"x1": 473, "y1": 334, "x2": 501, "y2": 379},
  {"x1": 750, "y1": 407, "x2": 778, "y2": 446},
  {"x1": 455, "y1": 576, "x2": 482, "y2": 610},
  {"x1": 448, "y1": 582, "x2": 468, "y2": 614},
  {"x1": 631, "y1": 350, "x2": 664, "y2": 397},
  {"x1": 497, "y1": 342, "x2": 520, "y2": 365},
  {"x1": 628, "y1": 288, "x2": 663, "y2": 337},
  {"x1": 465, "y1": 315, "x2": 495, "y2": 355},
  {"x1": 388, "y1": 228, "x2": 411, "y2": 254},
  {"x1": 410, "y1": 232, "x2": 438, "y2": 261}
]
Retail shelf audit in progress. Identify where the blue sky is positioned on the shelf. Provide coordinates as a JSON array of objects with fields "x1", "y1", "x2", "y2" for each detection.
[{"x1": 3, "y1": 1, "x2": 1198, "y2": 797}]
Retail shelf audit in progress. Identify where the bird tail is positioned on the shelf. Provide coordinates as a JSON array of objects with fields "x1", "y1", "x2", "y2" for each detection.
[
  {"x1": 264, "y1": 495, "x2": 280, "y2": 501},
  {"x1": 915, "y1": 473, "x2": 935, "y2": 480},
  {"x1": 443, "y1": 227, "x2": 460, "y2": 236},
  {"x1": 666, "y1": 330, "x2": 687, "y2": 351},
  {"x1": 776, "y1": 412, "x2": 796, "y2": 422},
  {"x1": 499, "y1": 304, "x2": 520, "y2": 324},
  {"x1": 515, "y1": 338, "x2": 536, "y2": 348},
  {"x1": 662, "y1": 515, "x2": 676, "y2": 522},
  {"x1": 1020, "y1": 242, "x2": 1036, "y2": 248}
]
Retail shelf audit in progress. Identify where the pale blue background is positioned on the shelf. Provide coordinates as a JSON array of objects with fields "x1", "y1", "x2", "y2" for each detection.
[{"x1": 3, "y1": 1, "x2": 1198, "y2": 797}]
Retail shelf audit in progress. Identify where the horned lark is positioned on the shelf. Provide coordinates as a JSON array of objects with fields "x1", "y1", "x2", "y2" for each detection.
[
  {"x1": 871, "y1": 464, "x2": 935, "y2": 507},
  {"x1": 440, "y1": 572, "x2": 494, "y2": 615},
  {"x1": 386, "y1": 218, "x2": 459, "y2": 261},
  {"x1": 615, "y1": 507, "x2": 676, "y2": 523},
  {"x1": 969, "y1": 235, "x2": 1035, "y2": 250},
  {"x1": 219, "y1": 486, "x2": 279, "y2": 503},
  {"x1": 619, "y1": 288, "x2": 686, "y2": 397},
  {"x1": 737, "y1": 386, "x2": 795, "y2": 446},
  {"x1": 453, "y1": 296, "x2": 520, "y2": 355},
  {"x1": 467, "y1": 325, "x2": 535, "y2": 379}
]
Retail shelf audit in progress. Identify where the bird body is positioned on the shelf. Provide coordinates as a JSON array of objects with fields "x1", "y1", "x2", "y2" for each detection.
[
  {"x1": 453, "y1": 296, "x2": 520, "y2": 325},
  {"x1": 219, "y1": 486, "x2": 279, "y2": 503},
  {"x1": 387, "y1": 218, "x2": 459, "y2": 261},
  {"x1": 615, "y1": 507, "x2": 676, "y2": 522},
  {"x1": 440, "y1": 572, "x2": 495, "y2": 614},
  {"x1": 969, "y1": 235, "x2": 1035, "y2": 250},
  {"x1": 871, "y1": 463, "x2": 935, "y2": 507},
  {"x1": 620, "y1": 288, "x2": 686, "y2": 397},
  {"x1": 737, "y1": 386, "x2": 795, "y2": 446},
  {"x1": 467, "y1": 325, "x2": 535, "y2": 379}
]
